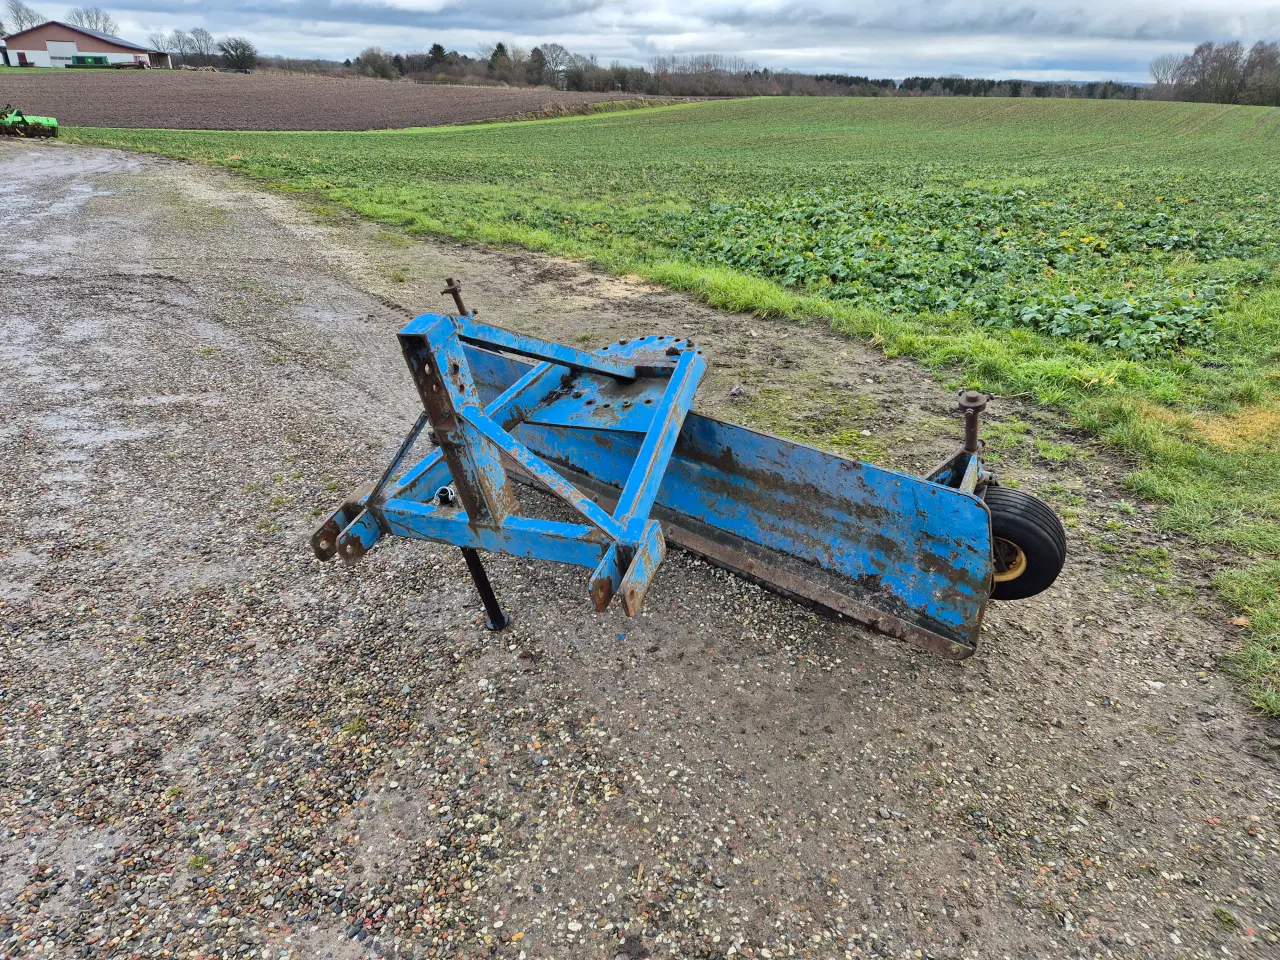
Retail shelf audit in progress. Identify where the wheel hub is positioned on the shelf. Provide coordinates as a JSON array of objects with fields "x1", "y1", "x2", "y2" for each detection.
[{"x1": 992, "y1": 537, "x2": 1027, "y2": 582}]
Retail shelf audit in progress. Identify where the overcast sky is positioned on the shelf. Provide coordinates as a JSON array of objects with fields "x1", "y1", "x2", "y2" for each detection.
[{"x1": 83, "y1": 1, "x2": 1280, "y2": 80}]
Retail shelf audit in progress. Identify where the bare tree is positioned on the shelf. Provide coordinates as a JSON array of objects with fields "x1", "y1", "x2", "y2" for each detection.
[
  {"x1": 1242, "y1": 40, "x2": 1280, "y2": 106},
  {"x1": 189, "y1": 26, "x2": 214, "y2": 57},
  {"x1": 1174, "y1": 42, "x2": 1214, "y2": 100},
  {"x1": 66, "y1": 6, "x2": 117, "y2": 34},
  {"x1": 168, "y1": 27, "x2": 193, "y2": 64},
  {"x1": 355, "y1": 45, "x2": 395, "y2": 79},
  {"x1": 1174, "y1": 40, "x2": 1249, "y2": 103},
  {"x1": 5, "y1": 0, "x2": 44, "y2": 31},
  {"x1": 1243, "y1": 40, "x2": 1279, "y2": 79},
  {"x1": 1206, "y1": 40, "x2": 1246, "y2": 102},
  {"x1": 540, "y1": 42, "x2": 572, "y2": 74},
  {"x1": 146, "y1": 30, "x2": 171, "y2": 52},
  {"x1": 216, "y1": 35, "x2": 257, "y2": 72},
  {"x1": 1149, "y1": 52, "x2": 1182, "y2": 92}
]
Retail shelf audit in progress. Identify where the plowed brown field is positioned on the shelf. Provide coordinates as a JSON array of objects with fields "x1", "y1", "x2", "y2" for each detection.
[{"x1": 0, "y1": 70, "x2": 646, "y2": 130}]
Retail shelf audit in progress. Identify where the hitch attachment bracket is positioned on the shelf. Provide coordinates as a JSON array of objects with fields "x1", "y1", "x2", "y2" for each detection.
[{"x1": 313, "y1": 297, "x2": 706, "y2": 621}]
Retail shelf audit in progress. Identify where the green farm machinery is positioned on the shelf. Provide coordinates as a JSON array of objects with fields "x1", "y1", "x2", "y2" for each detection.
[{"x1": 1, "y1": 105, "x2": 59, "y2": 139}]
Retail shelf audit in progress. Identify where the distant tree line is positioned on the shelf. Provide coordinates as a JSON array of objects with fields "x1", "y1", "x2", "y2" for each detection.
[
  {"x1": 1149, "y1": 41, "x2": 1280, "y2": 105},
  {"x1": 898, "y1": 76, "x2": 1145, "y2": 99},
  {"x1": 96, "y1": 26, "x2": 1277, "y2": 107},
  {"x1": 321, "y1": 43, "x2": 1157, "y2": 100},
  {"x1": 341, "y1": 41, "x2": 941, "y2": 95},
  {"x1": 339, "y1": 37, "x2": 1280, "y2": 107},
  {"x1": 145, "y1": 28, "x2": 258, "y2": 71}
]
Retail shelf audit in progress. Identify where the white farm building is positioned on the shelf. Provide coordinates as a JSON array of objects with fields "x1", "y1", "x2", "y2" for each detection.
[{"x1": 1, "y1": 21, "x2": 169, "y2": 68}]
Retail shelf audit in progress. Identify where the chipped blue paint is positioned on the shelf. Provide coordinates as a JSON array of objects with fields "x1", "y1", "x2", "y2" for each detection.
[
  {"x1": 313, "y1": 317, "x2": 999, "y2": 655},
  {"x1": 618, "y1": 519, "x2": 666, "y2": 617},
  {"x1": 614, "y1": 350, "x2": 704, "y2": 541},
  {"x1": 325, "y1": 314, "x2": 702, "y2": 618},
  {"x1": 525, "y1": 371, "x2": 668, "y2": 434},
  {"x1": 456, "y1": 316, "x2": 638, "y2": 380}
]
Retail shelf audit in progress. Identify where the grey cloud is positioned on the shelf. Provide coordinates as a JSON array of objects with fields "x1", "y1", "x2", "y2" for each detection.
[
  {"x1": 105, "y1": 0, "x2": 1280, "y2": 80},
  {"x1": 672, "y1": 1, "x2": 1280, "y2": 43}
]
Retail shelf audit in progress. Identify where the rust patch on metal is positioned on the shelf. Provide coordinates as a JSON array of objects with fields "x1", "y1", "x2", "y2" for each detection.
[
  {"x1": 668, "y1": 524, "x2": 975, "y2": 658},
  {"x1": 310, "y1": 518, "x2": 342, "y2": 562},
  {"x1": 590, "y1": 576, "x2": 614, "y2": 612},
  {"x1": 311, "y1": 481, "x2": 375, "y2": 561},
  {"x1": 510, "y1": 461, "x2": 981, "y2": 657}
]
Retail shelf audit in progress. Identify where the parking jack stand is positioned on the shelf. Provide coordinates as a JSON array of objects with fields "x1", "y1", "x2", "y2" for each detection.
[{"x1": 461, "y1": 546, "x2": 509, "y2": 631}]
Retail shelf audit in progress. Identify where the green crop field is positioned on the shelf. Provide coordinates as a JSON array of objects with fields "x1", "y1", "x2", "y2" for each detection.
[{"x1": 68, "y1": 97, "x2": 1280, "y2": 711}]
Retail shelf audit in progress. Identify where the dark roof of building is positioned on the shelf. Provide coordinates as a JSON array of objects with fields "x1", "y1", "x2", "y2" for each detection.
[{"x1": 3, "y1": 21, "x2": 151, "y2": 52}]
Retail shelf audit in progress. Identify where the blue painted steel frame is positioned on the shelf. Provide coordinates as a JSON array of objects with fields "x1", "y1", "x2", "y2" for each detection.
[
  {"x1": 313, "y1": 319, "x2": 999, "y2": 656},
  {"x1": 455, "y1": 344, "x2": 996, "y2": 654},
  {"x1": 320, "y1": 313, "x2": 706, "y2": 616}
]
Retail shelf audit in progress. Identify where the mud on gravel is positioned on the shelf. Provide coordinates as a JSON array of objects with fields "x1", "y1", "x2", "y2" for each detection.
[
  {"x1": 0, "y1": 71, "x2": 646, "y2": 130},
  {"x1": 1, "y1": 141, "x2": 1278, "y2": 960}
]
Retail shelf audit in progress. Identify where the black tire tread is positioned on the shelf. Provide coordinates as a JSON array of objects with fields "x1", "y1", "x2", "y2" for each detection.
[
  {"x1": 988, "y1": 485, "x2": 1066, "y2": 553},
  {"x1": 983, "y1": 486, "x2": 1067, "y2": 601}
]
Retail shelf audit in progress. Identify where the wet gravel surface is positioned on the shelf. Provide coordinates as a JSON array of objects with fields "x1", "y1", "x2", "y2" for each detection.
[{"x1": 1, "y1": 142, "x2": 1278, "y2": 960}]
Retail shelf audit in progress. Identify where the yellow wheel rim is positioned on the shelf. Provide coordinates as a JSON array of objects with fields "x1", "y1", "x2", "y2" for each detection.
[{"x1": 993, "y1": 537, "x2": 1027, "y2": 582}]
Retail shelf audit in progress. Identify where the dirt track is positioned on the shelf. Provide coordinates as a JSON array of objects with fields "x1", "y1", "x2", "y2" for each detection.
[
  {"x1": 0, "y1": 71, "x2": 643, "y2": 130},
  {"x1": 1, "y1": 141, "x2": 1278, "y2": 960}
]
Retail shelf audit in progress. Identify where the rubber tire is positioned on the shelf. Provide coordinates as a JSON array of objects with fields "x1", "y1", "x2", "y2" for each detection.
[{"x1": 984, "y1": 486, "x2": 1067, "y2": 601}]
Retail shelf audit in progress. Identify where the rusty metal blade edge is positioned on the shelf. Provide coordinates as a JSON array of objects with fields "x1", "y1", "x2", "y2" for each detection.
[
  {"x1": 662, "y1": 523, "x2": 977, "y2": 660},
  {"x1": 506, "y1": 461, "x2": 979, "y2": 660}
]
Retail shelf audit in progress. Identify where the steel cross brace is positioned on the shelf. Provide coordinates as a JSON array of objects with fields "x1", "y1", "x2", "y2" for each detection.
[{"x1": 312, "y1": 312, "x2": 706, "y2": 620}]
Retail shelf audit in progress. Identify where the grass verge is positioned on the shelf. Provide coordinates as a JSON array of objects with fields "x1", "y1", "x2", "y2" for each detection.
[{"x1": 461, "y1": 97, "x2": 700, "y2": 126}]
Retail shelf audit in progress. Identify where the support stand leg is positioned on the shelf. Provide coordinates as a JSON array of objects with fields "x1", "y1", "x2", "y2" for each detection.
[{"x1": 460, "y1": 547, "x2": 509, "y2": 631}]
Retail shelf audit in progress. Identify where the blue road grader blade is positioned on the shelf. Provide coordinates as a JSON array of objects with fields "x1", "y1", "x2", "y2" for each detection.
[{"x1": 313, "y1": 280, "x2": 1067, "y2": 658}]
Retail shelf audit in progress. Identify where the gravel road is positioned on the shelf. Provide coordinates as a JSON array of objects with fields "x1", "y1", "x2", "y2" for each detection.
[{"x1": 1, "y1": 142, "x2": 1277, "y2": 960}]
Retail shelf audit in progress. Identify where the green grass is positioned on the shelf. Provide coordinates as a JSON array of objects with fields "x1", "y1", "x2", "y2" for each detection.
[
  {"x1": 461, "y1": 97, "x2": 695, "y2": 125},
  {"x1": 65, "y1": 97, "x2": 1280, "y2": 712},
  {"x1": 0, "y1": 65, "x2": 58, "y2": 72}
]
